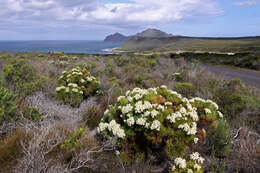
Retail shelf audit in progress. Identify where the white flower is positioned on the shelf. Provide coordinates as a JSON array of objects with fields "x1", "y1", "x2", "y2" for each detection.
[
  {"x1": 143, "y1": 111, "x2": 150, "y2": 117},
  {"x1": 217, "y1": 111, "x2": 223, "y2": 118},
  {"x1": 207, "y1": 99, "x2": 219, "y2": 110},
  {"x1": 194, "y1": 163, "x2": 201, "y2": 170},
  {"x1": 165, "y1": 102, "x2": 172, "y2": 106},
  {"x1": 97, "y1": 122, "x2": 108, "y2": 132},
  {"x1": 56, "y1": 86, "x2": 66, "y2": 92},
  {"x1": 107, "y1": 120, "x2": 125, "y2": 139},
  {"x1": 136, "y1": 118, "x2": 146, "y2": 126},
  {"x1": 171, "y1": 165, "x2": 176, "y2": 171},
  {"x1": 151, "y1": 110, "x2": 159, "y2": 118},
  {"x1": 104, "y1": 109, "x2": 109, "y2": 115},
  {"x1": 174, "y1": 158, "x2": 186, "y2": 169},
  {"x1": 121, "y1": 104, "x2": 133, "y2": 114},
  {"x1": 204, "y1": 108, "x2": 211, "y2": 114},
  {"x1": 187, "y1": 169, "x2": 193, "y2": 173},
  {"x1": 126, "y1": 117, "x2": 135, "y2": 127},
  {"x1": 194, "y1": 137, "x2": 199, "y2": 144},
  {"x1": 150, "y1": 120, "x2": 160, "y2": 131},
  {"x1": 127, "y1": 96, "x2": 133, "y2": 102},
  {"x1": 115, "y1": 150, "x2": 120, "y2": 155},
  {"x1": 160, "y1": 85, "x2": 167, "y2": 89}
]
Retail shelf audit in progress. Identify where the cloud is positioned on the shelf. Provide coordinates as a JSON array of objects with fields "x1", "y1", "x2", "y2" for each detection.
[
  {"x1": 233, "y1": 0, "x2": 260, "y2": 6},
  {"x1": 0, "y1": 0, "x2": 222, "y2": 27}
]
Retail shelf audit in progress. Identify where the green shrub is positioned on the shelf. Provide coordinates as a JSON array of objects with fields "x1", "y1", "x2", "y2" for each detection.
[
  {"x1": 61, "y1": 127, "x2": 85, "y2": 152},
  {"x1": 3, "y1": 59, "x2": 43, "y2": 96},
  {"x1": 207, "y1": 120, "x2": 232, "y2": 157},
  {"x1": 173, "y1": 82, "x2": 196, "y2": 98},
  {"x1": 56, "y1": 67, "x2": 100, "y2": 107},
  {"x1": 20, "y1": 106, "x2": 42, "y2": 121},
  {"x1": 0, "y1": 87, "x2": 17, "y2": 124},
  {"x1": 98, "y1": 86, "x2": 224, "y2": 170}
]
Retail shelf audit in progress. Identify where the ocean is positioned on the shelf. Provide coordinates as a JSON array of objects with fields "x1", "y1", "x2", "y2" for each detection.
[{"x1": 0, "y1": 40, "x2": 122, "y2": 54}]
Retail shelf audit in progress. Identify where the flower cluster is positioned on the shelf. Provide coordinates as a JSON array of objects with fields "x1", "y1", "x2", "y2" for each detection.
[
  {"x1": 56, "y1": 67, "x2": 100, "y2": 106},
  {"x1": 171, "y1": 152, "x2": 204, "y2": 173},
  {"x1": 98, "y1": 85, "x2": 223, "y2": 166}
]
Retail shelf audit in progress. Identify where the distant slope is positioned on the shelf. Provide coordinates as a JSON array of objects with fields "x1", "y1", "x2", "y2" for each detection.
[
  {"x1": 104, "y1": 33, "x2": 129, "y2": 42},
  {"x1": 120, "y1": 36, "x2": 260, "y2": 53}
]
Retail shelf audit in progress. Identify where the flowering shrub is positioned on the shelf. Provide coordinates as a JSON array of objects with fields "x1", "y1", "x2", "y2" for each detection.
[
  {"x1": 56, "y1": 67, "x2": 100, "y2": 106},
  {"x1": 171, "y1": 152, "x2": 204, "y2": 173},
  {"x1": 98, "y1": 86, "x2": 224, "y2": 168}
]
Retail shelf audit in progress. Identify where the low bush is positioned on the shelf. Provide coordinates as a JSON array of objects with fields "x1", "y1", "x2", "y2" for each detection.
[
  {"x1": 0, "y1": 128, "x2": 32, "y2": 171},
  {"x1": 20, "y1": 106, "x2": 42, "y2": 121},
  {"x1": 207, "y1": 120, "x2": 232, "y2": 157},
  {"x1": 3, "y1": 59, "x2": 44, "y2": 96},
  {"x1": 56, "y1": 67, "x2": 100, "y2": 107},
  {"x1": 83, "y1": 106, "x2": 104, "y2": 130},
  {"x1": 98, "y1": 86, "x2": 224, "y2": 171},
  {"x1": 173, "y1": 82, "x2": 196, "y2": 98},
  {"x1": 0, "y1": 87, "x2": 17, "y2": 125}
]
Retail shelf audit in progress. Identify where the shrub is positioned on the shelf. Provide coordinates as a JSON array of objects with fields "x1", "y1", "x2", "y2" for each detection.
[
  {"x1": 98, "y1": 86, "x2": 224, "y2": 170},
  {"x1": 56, "y1": 67, "x2": 100, "y2": 107},
  {"x1": 61, "y1": 127, "x2": 85, "y2": 152},
  {"x1": 3, "y1": 59, "x2": 43, "y2": 96},
  {"x1": 207, "y1": 120, "x2": 232, "y2": 157},
  {"x1": 0, "y1": 87, "x2": 17, "y2": 124},
  {"x1": 83, "y1": 106, "x2": 104, "y2": 130},
  {"x1": 20, "y1": 106, "x2": 42, "y2": 121},
  {"x1": 173, "y1": 82, "x2": 196, "y2": 98},
  {"x1": 0, "y1": 128, "x2": 32, "y2": 171}
]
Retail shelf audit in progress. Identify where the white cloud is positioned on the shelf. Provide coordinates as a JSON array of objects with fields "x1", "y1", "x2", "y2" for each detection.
[
  {"x1": 233, "y1": 0, "x2": 260, "y2": 6},
  {"x1": 0, "y1": 0, "x2": 222, "y2": 27}
]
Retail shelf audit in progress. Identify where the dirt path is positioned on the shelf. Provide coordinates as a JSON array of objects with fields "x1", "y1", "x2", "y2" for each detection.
[{"x1": 202, "y1": 64, "x2": 260, "y2": 88}]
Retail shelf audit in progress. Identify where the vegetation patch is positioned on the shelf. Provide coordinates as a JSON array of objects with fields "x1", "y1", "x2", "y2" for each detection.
[
  {"x1": 56, "y1": 66, "x2": 101, "y2": 107},
  {"x1": 98, "y1": 86, "x2": 225, "y2": 171}
]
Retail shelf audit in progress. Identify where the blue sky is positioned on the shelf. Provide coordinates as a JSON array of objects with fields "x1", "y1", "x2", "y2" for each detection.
[{"x1": 0, "y1": 0, "x2": 260, "y2": 40}]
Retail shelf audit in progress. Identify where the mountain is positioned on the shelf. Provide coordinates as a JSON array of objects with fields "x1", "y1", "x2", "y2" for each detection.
[
  {"x1": 104, "y1": 33, "x2": 129, "y2": 42},
  {"x1": 104, "y1": 28, "x2": 174, "y2": 43},
  {"x1": 136, "y1": 28, "x2": 173, "y2": 38}
]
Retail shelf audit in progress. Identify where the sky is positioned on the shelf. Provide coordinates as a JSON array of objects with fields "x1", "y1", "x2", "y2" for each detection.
[{"x1": 0, "y1": 0, "x2": 260, "y2": 40}]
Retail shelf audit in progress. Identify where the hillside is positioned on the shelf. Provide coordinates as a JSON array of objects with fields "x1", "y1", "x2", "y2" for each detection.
[{"x1": 120, "y1": 35, "x2": 260, "y2": 53}]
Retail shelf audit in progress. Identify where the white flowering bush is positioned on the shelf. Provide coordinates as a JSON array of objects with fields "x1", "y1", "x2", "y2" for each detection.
[
  {"x1": 171, "y1": 152, "x2": 204, "y2": 173},
  {"x1": 98, "y1": 86, "x2": 223, "y2": 167},
  {"x1": 56, "y1": 67, "x2": 100, "y2": 106}
]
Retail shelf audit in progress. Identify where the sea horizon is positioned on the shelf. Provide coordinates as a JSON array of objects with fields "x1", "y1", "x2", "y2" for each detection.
[{"x1": 0, "y1": 40, "x2": 121, "y2": 54}]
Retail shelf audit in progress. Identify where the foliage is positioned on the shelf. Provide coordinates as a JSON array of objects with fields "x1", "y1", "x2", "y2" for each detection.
[
  {"x1": 20, "y1": 106, "x2": 42, "y2": 121},
  {"x1": 207, "y1": 120, "x2": 232, "y2": 157},
  {"x1": 61, "y1": 127, "x2": 85, "y2": 152},
  {"x1": 83, "y1": 106, "x2": 103, "y2": 130},
  {"x1": 98, "y1": 86, "x2": 224, "y2": 169},
  {"x1": 0, "y1": 128, "x2": 31, "y2": 170},
  {"x1": 0, "y1": 87, "x2": 17, "y2": 124},
  {"x1": 56, "y1": 66, "x2": 101, "y2": 107},
  {"x1": 172, "y1": 72, "x2": 183, "y2": 81},
  {"x1": 173, "y1": 82, "x2": 195, "y2": 98},
  {"x1": 3, "y1": 59, "x2": 43, "y2": 96},
  {"x1": 171, "y1": 153, "x2": 204, "y2": 173}
]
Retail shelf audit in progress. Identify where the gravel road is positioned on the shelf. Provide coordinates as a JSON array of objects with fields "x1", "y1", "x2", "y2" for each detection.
[{"x1": 202, "y1": 64, "x2": 260, "y2": 88}]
